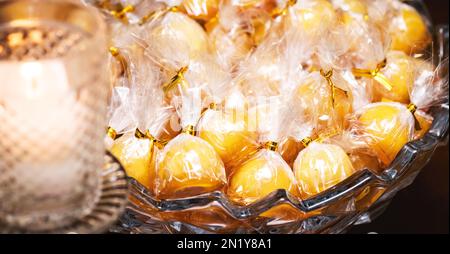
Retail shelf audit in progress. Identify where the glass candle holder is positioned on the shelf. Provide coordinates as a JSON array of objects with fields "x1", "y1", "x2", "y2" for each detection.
[{"x1": 0, "y1": 0, "x2": 108, "y2": 231}]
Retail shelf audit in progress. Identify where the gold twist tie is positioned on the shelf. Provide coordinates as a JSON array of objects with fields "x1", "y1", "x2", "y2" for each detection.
[
  {"x1": 407, "y1": 103, "x2": 417, "y2": 114},
  {"x1": 182, "y1": 125, "x2": 196, "y2": 136},
  {"x1": 316, "y1": 130, "x2": 340, "y2": 142},
  {"x1": 406, "y1": 103, "x2": 422, "y2": 131},
  {"x1": 320, "y1": 69, "x2": 347, "y2": 107},
  {"x1": 110, "y1": 5, "x2": 134, "y2": 22},
  {"x1": 209, "y1": 102, "x2": 219, "y2": 110},
  {"x1": 134, "y1": 129, "x2": 165, "y2": 151},
  {"x1": 299, "y1": 130, "x2": 340, "y2": 147},
  {"x1": 157, "y1": 139, "x2": 170, "y2": 148},
  {"x1": 352, "y1": 59, "x2": 392, "y2": 91},
  {"x1": 109, "y1": 46, "x2": 130, "y2": 80},
  {"x1": 301, "y1": 137, "x2": 312, "y2": 147},
  {"x1": 139, "y1": 5, "x2": 180, "y2": 25},
  {"x1": 263, "y1": 141, "x2": 279, "y2": 152},
  {"x1": 200, "y1": 102, "x2": 221, "y2": 117},
  {"x1": 162, "y1": 66, "x2": 189, "y2": 94},
  {"x1": 135, "y1": 128, "x2": 161, "y2": 144},
  {"x1": 109, "y1": 46, "x2": 120, "y2": 57},
  {"x1": 316, "y1": 130, "x2": 340, "y2": 143},
  {"x1": 106, "y1": 126, "x2": 123, "y2": 140},
  {"x1": 271, "y1": 0, "x2": 297, "y2": 18}
]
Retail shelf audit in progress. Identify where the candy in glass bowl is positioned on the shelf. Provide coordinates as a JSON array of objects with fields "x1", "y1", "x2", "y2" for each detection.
[{"x1": 85, "y1": 0, "x2": 448, "y2": 233}]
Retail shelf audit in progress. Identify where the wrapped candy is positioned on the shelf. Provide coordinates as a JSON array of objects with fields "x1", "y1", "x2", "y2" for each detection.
[
  {"x1": 283, "y1": 65, "x2": 371, "y2": 170},
  {"x1": 107, "y1": 17, "x2": 186, "y2": 142},
  {"x1": 293, "y1": 139, "x2": 356, "y2": 199},
  {"x1": 300, "y1": 34, "x2": 357, "y2": 131},
  {"x1": 193, "y1": 39, "x2": 258, "y2": 172},
  {"x1": 227, "y1": 91, "x2": 300, "y2": 205},
  {"x1": 350, "y1": 59, "x2": 448, "y2": 167},
  {"x1": 236, "y1": 42, "x2": 285, "y2": 96},
  {"x1": 227, "y1": 146, "x2": 299, "y2": 204},
  {"x1": 108, "y1": 1, "x2": 210, "y2": 86},
  {"x1": 110, "y1": 130, "x2": 157, "y2": 190},
  {"x1": 387, "y1": 1, "x2": 431, "y2": 54},
  {"x1": 289, "y1": 89, "x2": 355, "y2": 200},
  {"x1": 144, "y1": 8, "x2": 210, "y2": 61},
  {"x1": 105, "y1": 87, "x2": 137, "y2": 148},
  {"x1": 288, "y1": 0, "x2": 336, "y2": 38},
  {"x1": 351, "y1": 102, "x2": 415, "y2": 167},
  {"x1": 237, "y1": 24, "x2": 314, "y2": 97},
  {"x1": 290, "y1": 71, "x2": 362, "y2": 199},
  {"x1": 206, "y1": 1, "x2": 272, "y2": 71},
  {"x1": 155, "y1": 88, "x2": 227, "y2": 199},
  {"x1": 198, "y1": 77, "x2": 259, "y2": 173},
  {"x1": 235, "y1": 28, "x2": 311, "y2": 167},
  {"x1": 142, "y1": 20, "x2": 223, "y2": 102},
  {"x1": 348, "y1": 20, "x2": 427, "y2": 106},
  {"x1": 365, "y1": 0, "x2": 431, "y2": 54},
  {"x1": 328, "y1": 1, "x2": 391, "y2": 71},
  {"x1": 107, "y1": 65, "x2": 170, "y2": 191},
  {"x1": 294, "y1": 69, "x2": 352, "y2": 132},
  {"x1": 354, "y1": 50, "x2": 416, "y2": 104}
]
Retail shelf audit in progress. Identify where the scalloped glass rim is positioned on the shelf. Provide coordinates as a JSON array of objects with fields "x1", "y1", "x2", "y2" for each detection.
[{"x1": 119, "y1": 0, "x2": 449, "y2": 225}]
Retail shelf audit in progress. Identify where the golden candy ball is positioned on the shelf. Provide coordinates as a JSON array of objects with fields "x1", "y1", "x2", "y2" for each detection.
[
  {"x1": 198, "y1": 109, "x2": 258, "y2": 174},
  {"x1": 110, "y1": 134, "x2": 155, "y2": 190},
  {"x1": 292, "y1": 0, "x2": 336, "y2": 36},
  {"x1": 376, "y1": 51, "x2": 415, "y2": 104},
  {"x1": 227, "y1": 150, "x2": 299, "y2": 205},
  {"x1": 155, "y1": 133, "x2": 226, "y2": 199},
  {"x1": 293, "y1": 142, "x2": 355, "y2": 199},
  {"x1": 295, "y1": 78, "x2": 351, "y2": 130},
  {"x1": 358, "y1": 103, "x2": 413, "y2": 166},
  {"x1": 150, "y1": 11, "x2": 209, "y2": 59},
  {"x1": 389, "y1": 5, "x2": 430, "y2": 54}
]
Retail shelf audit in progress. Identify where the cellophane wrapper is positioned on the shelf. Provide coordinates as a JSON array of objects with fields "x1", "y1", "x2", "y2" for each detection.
[{"x1": 154, "y1": 88, "x2": 227, "y2": 199}]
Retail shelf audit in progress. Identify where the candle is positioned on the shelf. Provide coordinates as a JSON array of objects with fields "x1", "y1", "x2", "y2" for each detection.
[{"x1": 0, "y1": 0, "x2": 108, "y2": 231}]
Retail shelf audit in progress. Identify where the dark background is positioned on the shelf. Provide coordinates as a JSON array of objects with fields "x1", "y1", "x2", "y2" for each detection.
[{"x1": 349, "y1": 0, "x2": 449, "y2": 234}]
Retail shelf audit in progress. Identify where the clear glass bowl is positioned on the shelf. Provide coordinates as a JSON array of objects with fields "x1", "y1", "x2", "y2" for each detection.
[{"x1": 110, "y1": 1, "x2": 449, "y2": 234}]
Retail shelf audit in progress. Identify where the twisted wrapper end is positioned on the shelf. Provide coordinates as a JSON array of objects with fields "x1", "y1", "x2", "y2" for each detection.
[
  {"x1": 263, "y1": 141, "x2": 279, "y2": 152},
  {"x1": 320, "y1": 69, "x2": 348, "y2": 108},
  {"x1": 162, "y1": 66, "x2": 189, "y2": 95},
  {"x1": 352, "y1": 59, "x2": 392, "y2": 91}
]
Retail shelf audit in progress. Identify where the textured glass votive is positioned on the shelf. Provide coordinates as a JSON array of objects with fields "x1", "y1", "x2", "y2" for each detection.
[{"x1": 0, "y1": 0, "x2": 108, "y2": 231}]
